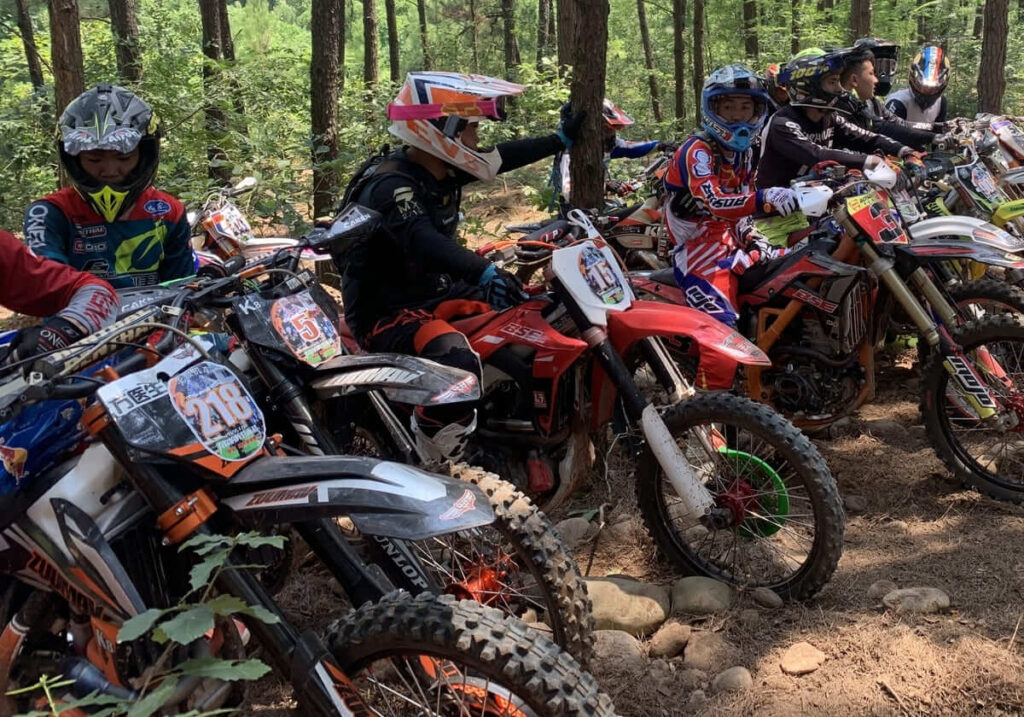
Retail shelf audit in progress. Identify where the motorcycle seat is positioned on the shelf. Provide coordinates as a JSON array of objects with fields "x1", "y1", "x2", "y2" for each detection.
[
  {"x1": 449, "y1": 311, "x2": 499, "y2": 336},
  {"x1": 646, "y1": 267, "x2": 678, "y2": 286},
  {"x1": 519, "y1": 220, "x2": 570, "y2": 244},
  {"x1": 604, "y1": 202, "x2": 644, "y2": 223}
]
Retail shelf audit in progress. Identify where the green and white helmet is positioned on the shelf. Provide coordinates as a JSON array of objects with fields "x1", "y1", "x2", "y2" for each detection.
[{"x1": 58, "y1": 84, "x2": 161, "y2": 222}]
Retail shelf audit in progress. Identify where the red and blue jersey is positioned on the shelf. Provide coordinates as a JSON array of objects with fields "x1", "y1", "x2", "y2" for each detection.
[{"x1": 23, "y1": 186, "x2": 193, "y2": 289}]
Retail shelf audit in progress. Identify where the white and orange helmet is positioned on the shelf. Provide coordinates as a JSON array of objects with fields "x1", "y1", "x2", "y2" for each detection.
[{"x1": 387, "y1": 71, "x2": 525, "y2": 181}]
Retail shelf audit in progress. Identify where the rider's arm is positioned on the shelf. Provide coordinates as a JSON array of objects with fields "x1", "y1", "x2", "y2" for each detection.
[
  {"x1": 885, "y1": 97, "x2": 909, "y2": 120},
  {"x1": 763, "y1": 116, "x2": 873, "y2": 172},
  {"x1": 667, "y1": 138, "x2": 762, "y2": 220},
  {"x1": 0, "y1": 230, "x2": 118, "y2": 331},
  {"x1": 22, "y1": 200, "x2": 73, "y2": 262},
  {"x1": 833, "y1": 115, "x2": 907, "y2": 159},
  {"x1": 158, "y1": 207, "x2": 196, "y2": 280},
  {"x1": 872, "y1": 118, "x2": 936, "y2": 151},
  {"x1": 609, "y1": 137, "x2": 659, "y2": 159}
]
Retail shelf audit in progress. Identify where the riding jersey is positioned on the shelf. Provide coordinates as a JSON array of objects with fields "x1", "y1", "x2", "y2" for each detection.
[
  {"x1": 553, "y1": 136, "x2": 660, "y2": 202},
  {"x1": 0, "y1": 230, "x2": 118, "y2": 332},
  {"x1": 343, "y1": 136, "x2": 564, "y2": 340},
  {"x1": 846, "y1": 96, "x2": 937, "y2": 150},
  {"x1": 23, "y1": 187, "x2": 193, "y2": 289},
  {"x1": 755, "y1": 105, "x2": 907, "y2": 189},
  {"x1": 885, "y1": 88, "x2": 948, "y2": 125}
]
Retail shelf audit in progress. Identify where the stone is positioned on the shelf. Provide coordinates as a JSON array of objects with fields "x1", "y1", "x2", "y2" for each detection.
[
  {"x1": 676, "y1": 668, "x2": 709, "y2": 690},
  {"x1": 553, "y1": 517, "x2": 594, "y2": 550},
  {"x1": 585, "y1": 577, "x2": 670, "y2": 636},
  {"x1": 867, "y1": 579, "x2": 898, "y2": 600},
  {"x1": 843, "y1": 494, "x2": 869, "y2": 513},
  {"x1": 648, "y1": 620, "x2": 691, "y2": 658},
  {"x1": 591, "y1": 630, "x2": 646, "y2": 678},
  {"x1": 751, "y1": 587, "x2": 784, "y2": 609},
  {"x1": 738, "y1": 608, "x2": 761, "y2": 628},
  {"x1": 882, "y1": 587, "x2": 951, "y2": 614},
  {"x1": 684, "y1": 524, "x2": 709, "y2": 543},
  {"x1": 671, "y1": 576, "x2": 733, "y2": 615},
  {"x1": 605, "y1": 519, "x2": 635, "y2": 542},
  {"x1": 866, "y1": 419, "x2": 905, "y2": 439},
  {"x1": 685, "y1": 690, "x2": 709, "y2": 712},
  {"x1": 780, "y1": 641, "x2": 826, "y2": 675},
  {"x1": 824, "y1": 416, "x2": 856, "y2": 439},
  {"x1": 683, "y1": 631, "x2": 737, "y2": 672},
  {"x1": 712, "y1": 666, "x2": 754, "y2": 693}
]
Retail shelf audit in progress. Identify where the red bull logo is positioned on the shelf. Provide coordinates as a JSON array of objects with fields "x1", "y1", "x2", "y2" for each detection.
[{"x1": 0, "y1": 444, "x2": 28, "y2": 483}]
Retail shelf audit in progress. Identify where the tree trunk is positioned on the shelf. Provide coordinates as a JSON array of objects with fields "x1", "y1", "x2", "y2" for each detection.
[
  {"x1": 849, "y1": 0, "x2": 871, "y2": 41},
  {"x1": 383, "y1": 0, "x2": 399, "y2": 83},
  {"x1": 972, "y1": 0, "x2": 984, "y2": 37},
  {"x1": 311, "y1": 0, "x2": 341, "y2": 220},
  {"x1": 791, "y1": 0, "x2": 800, "y2": 54},
  {"x1": 107, "y1": 0, "x2": 142, "y2": 82},
  {"x1": 977, "y1": 0, "x2": 1009, "y2": 113},
  {"x1": 501, "y1": 0, "x2": 520, "y2": 77},
  {"x1": 692, "y1": 0, "x2": 704, "y2": 128},
  {"x1": 199, "y1": 0, "x2": 231, "y2": 183},
  {"x1": 742, "y1": 0, "x2": 758, "y2": 63},
  {"x1": 672, "y1": 0, "x2": 686, "y2": 124},
  {"x1": 556, "y1": 0, "x2": 575, "y2": 76},
  {"x1": 339, "y1": 0, "x2": 347, "y2": 89},
  {"x1": 536, "y1": 0, "x2": 551, "y2": 71},
  {"x1": 14, "y1": 0, "x2": 46, "y2": 93},
  {"x1": 469, "y1": 0, "x2": 480, "y2": 73},
  {"x1": 363, "y1": 0, "x2": 379, "y2": 87},
  {"x1": 417, "y1": 0, "x2": 431, "y2": 69},
  {"x1": 567, "y1": 0, "x2": 608, "y2": 210},
  {"x1": 49, "y1": 0, "x2": 85, "y2": 115},
  {"x1": 636, "y1": 0, "x2": 661, "y2": 121},
  {"x1": 817, "y1": 0, "x2": 833, "y2": 21},
  {"x1": 217, "y1": 0, "x2": 247, "y2": 132}
]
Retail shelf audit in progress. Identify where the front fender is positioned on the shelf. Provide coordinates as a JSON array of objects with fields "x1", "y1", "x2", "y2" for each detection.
[
  {"x1": 909, "y1": 215, "x2": 1024, "y2": 253},
  {"x1": 310, "y1": 353, "x2": 480, "y2": 405}
]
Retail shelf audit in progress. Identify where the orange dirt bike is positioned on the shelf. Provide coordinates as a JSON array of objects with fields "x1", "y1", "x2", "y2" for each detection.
[{"x1": 631, "y1": 163, "x2": 1024, "y2": 503}]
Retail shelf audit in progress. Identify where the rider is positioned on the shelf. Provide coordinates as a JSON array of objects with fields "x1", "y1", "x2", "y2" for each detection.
[
  {"x1": 840, "y1": 39, "x2": 942, "y2": 150},
  {"x1": 765, "y1": 63, "x2": 790, "y2": 111},
  {"x1": 23, "y1": 84, "x2": 193, "y2": 290},
  {"x1": 756, "y1": 48, "x2": 913, "y2": 190},
  {"x1": 552, "y1": 99, "x2": 676, "y2": 206},
  {"x1": 885, "y1": 45, "x2": 951, "y2": 125},
  {"x1": 663, "y1": 64, "x2": 797, "y2": 390},
  {"x1": 1, "y1": 230, "x2": 119, "y2": 362},
  {"x1": 337, "y1": 71, "x2": 584, "y2": 464}
]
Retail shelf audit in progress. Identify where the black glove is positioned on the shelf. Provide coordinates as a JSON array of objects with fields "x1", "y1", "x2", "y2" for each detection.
[
  {"x1": 9, "y1": 316, "x2": 86, "y2": 363},
  {"x1": 605, "y1": 179, "x2": 635, "y2": 197},
  {"x1": 557, "y1": 104, "x2": 587, "y2": 150},
  {"x1": 656, "y1": 140, "x2": 679, "y2": 154},
  {"x1": 477, "y1": 264, "x2": 528, "y2": 310}
]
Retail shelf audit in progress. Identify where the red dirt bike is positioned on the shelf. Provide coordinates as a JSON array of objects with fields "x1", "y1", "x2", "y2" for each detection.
[
  {"x1": 630, "y1": 164, "x2": 1024, "y2": 503},
  {"x1": 334, "y1": 209, "x2": 844, "y2": 601}
]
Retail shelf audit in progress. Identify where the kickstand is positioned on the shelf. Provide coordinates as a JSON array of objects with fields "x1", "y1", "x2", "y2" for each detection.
[{"x1": 583, "y1": 504, "x2": 608, "y2": 577}]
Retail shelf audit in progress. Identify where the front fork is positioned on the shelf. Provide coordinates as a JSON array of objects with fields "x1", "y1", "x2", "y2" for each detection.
[{"x1": 860, "y1": 242, "x2": 1005, "y2": 420}]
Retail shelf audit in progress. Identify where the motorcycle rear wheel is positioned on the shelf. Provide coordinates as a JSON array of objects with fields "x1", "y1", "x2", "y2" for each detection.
[{"x1": 635, "y1": 392, "x2": 844, "y2": 601}]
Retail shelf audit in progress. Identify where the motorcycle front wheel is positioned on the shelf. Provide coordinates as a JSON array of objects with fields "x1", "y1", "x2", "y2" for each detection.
[{"x1": 635, "y1": 392, "x2": 845, "y2": 601}]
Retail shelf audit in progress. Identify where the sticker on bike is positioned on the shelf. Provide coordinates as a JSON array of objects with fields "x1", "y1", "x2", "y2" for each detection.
[
  {"x1": 578, "y1": 244, "x2": 626, "y2": 305},
  {"x1": 203, "y1": 202, "x2": 254, "y2": 246},
  {"x1": 846, "y1": 191, "x2": 906, "y2": 244},
  {"x1": 270, "y1": 293, "x2": 341, "y2": 366},
  {"x1": 169, "y1": 362, "x2": 266, "y2": 461}
]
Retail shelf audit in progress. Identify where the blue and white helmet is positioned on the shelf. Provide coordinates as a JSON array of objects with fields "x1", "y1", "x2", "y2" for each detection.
[{"x1": 700, "y1": 64, "x2": 770, "y2": 152}]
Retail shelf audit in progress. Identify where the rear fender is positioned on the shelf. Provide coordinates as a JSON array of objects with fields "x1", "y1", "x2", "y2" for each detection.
[
  {"x1": 221, "y1": 456, "x2": 493, "y2": 539},
  {"x1": 310, "y1": 353, "x2": 480, "y2": 405},
  {"x1": 908, "y1": 215, "x2": 1024, "y2": 253}
]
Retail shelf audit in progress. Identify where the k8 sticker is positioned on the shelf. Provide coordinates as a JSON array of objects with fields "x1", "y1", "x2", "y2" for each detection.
[
  {"x1": 578, "y1": 245, "x2": 626, "y2": 305},
  {"x1": 169, "y1": 362, "x2": 265, "y2": 462},
  {"x1": 270, "y1": 293, "x2": 341, "y2": 365}
]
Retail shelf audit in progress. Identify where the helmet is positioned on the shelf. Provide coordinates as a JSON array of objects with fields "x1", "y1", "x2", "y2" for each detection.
[
  {"x1": 601, "y1": 99, "x2": 635, "y2": 129},
  {"x1": 700, "y1": 64, "x2": 770, "y2": 152},
  {"x1": 387, "y1": 71, "x2": 525, "y2": 181},
  {"x1": 909, "y1": 45, "x2": 949, "y2": 108},
  {"x1": 781, "y1": 48, "x2": 848, "y2": 111},
  {"x1": 58, "y1": 84, "x2": 160, "y2": 223},
  {"x1": 764, "y1": 63, "x2": 789, "y2": 105},
  {"x1": 854, "y1": 37, "x2": 899, "y2": 95}
]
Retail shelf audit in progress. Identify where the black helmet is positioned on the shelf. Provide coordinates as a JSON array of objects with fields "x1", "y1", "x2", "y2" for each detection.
[
  {"x1": 854, "y1": 37, "x2": 899, "y2": 95},
  {"x1": 781, "y1": 48, "x2": 848, "y2": 111},
  {"x1": 58, "y1": 84, "x2": 161, "y2": 222}
]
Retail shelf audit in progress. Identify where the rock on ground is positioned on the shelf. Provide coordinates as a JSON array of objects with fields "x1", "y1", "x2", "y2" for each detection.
[
  {"x1": 882, "y1": 586, "x2": 950, "y2": 614},
  {"x1": 591, "y1": 630, "x2": 646, "y2": 678},
  {"x1": 867, "y1": 579, "x2": 898, "y2": 600},
  {"x1": 683, "y1": 631, "x2": 737, "y2": 672},
  {"x1": 671, "y1": 576, "x2": 733, "y2": 615},
  {"x1": 648, "y1": 620, "x2": 691, "y2": 658},
  {"x1": 674, "y1": 668, "x2": 708, "y2": 690},
  {"x1": 843, "y1": 494, "x2": 869, "y2": 513},
  {"x1": 751, "y1": 586, "x2": 784, "y2": 609},
  {"x1": 738, "y1": 608, "x2": 761, "y2": 628},
  {"x1": 780, "y1": 641, "x2": 826, "y2": 675},
  {"x1": 585, "y1": 577, "x2": 670, "y2": 636},
  {"x1": 712, "y1": 666, "x2": 754, "y2": 693},
  {"x1": 685, "y1": 689, "x2": 708, "y2": 712},
  {"x1": 553, "y1": 517, "x2": 594, "y2": 550}
]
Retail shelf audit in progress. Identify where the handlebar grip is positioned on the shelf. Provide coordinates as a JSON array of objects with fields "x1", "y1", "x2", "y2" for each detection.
[{"x1": 221, "y1": 253, "x2": 247, "y2": 275}]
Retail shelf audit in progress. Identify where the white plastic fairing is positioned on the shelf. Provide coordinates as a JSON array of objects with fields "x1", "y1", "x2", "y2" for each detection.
[
  {"x1": 550, "y1": 241, "x2": 633, "y2": 326},
  {"x1": 793, "y1": 183, "x2": 834, "y2": 217},
  {"x1": 864, "y1": 162, "x2": 898, "y2": 189},
  {"x1": 908, "y1": 215, "x2": 1024, "y2": 253}
]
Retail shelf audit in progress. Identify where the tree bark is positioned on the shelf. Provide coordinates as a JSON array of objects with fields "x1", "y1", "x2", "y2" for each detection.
[
  {"x1": 107, "y1": 0, "x2": 142, "y2": 82},
  {"x1": 972, "y1": 0, "x2": 984, "y2": 37},
  {"x1": 692, "y1": 0, "x2": 704, "y2": 128},
  {"x1": 568, "y1": 0, "x2": 608, "y2": 210},
  {"x1": 339, "y1": 0, "x2": 347, "y2": 89},
  {"x1": 791, "y1": 0, "x2": 800, "y2": 54},
  {"x1": 14, "y1": 0, "x2": 46, "y2": 92},
  {"x1": 742, "y1": 0, "x2": 758, "y2": 63},
  {"x1": 199, "y1": 0, "x2": 231, "y2": 183},
  {"x1": 417, "y1": 0, "x2": 431, "y2": 69},
  {"x1": 849, "y1": 0, "x2": 871, "y2": 41},
  {"x1": 556, "y1": 0, "x2": 575, "y2": 76},
  {"x1": 672, "y1": 0, "x2": 686, "y2": 124},
  {"x1": 536, "y1": 0, "x2": 551, "y2": 71},
  {"x1": 363, "y1": 0, "x2": 379, "y2": 87},
  {"x1": 311, "y1": 0, "x2": 342, "y2": 220},
  {"x1": 816, "y1": 0, "x2": 833, "y2": 22},
  {"x1": 383, "y1": 0, "x2": 399, "y2": 83},
  {"x1": 217, "y1": 0, "x2": 247, "y2": 132},
  {"x1": 48, "y1": 0, "x2": 85, "y2": 156},
  {"x1": 636, "y1": 0, "x2": 661, "y2": 122},
  {"x1": 468, "y1": 0, "x2": 480, "y2": 73},
  {"x1": 977, "y1": 0, "x2": 1009, "y2": 113},
  {"x1": 501, "y1": 0, "x2": 520, "y2": 77}
]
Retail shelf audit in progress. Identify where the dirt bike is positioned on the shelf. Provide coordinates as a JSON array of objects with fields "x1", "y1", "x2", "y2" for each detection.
[
  {"x1": 128, "y1": 208, "x2": 597, "y2": 665},
  {"x1": 0, "y1": 293, "x2": 615, "y2": 715},
  {"x1": 330, "y1": 207, "x2": 844, "y2": 601},
  {"x1": 631, "y1": 163, "x2": 1024, "y2": 504},
  {"x1": 976, "y1": 114, "x2": 1024, "y2": 201}
]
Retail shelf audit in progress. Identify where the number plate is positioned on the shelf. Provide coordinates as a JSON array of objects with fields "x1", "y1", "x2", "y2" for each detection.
[
  {"x1": 169, "y1": 362, "x2": 265, "y2": 461},
  {"x1": 270, "y1": 293, "x2": 341, "y2": 365}
]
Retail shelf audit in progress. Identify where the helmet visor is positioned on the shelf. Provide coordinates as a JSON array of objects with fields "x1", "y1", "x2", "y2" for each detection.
[
  {"x1": 60, "y1": 125, "x2": 143, "y2": 156},
  {"x1": 873, "y1": 56, "x2": 897, "y2": 79},
  {"x1": 387, "y1": 96, "x2": 508, "y2": 122}
]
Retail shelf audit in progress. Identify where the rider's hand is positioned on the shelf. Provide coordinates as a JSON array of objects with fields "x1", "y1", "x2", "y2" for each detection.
[
  {"x1": 557, "y1": 104, "x2": 587, "y2": 150},
  {"x1": 932, "y1": 133, "x2": 959, "y2": 151},
  {"x1": 606, "y1": 180, "x2": 635, "y2": 197},
  {"x1": 760, "y1": 186, "x2": 798, "y2": 217},
  {"x1": 656, "y1": 140, "x2": 680, "y2": 154},
  {"x1": 478, "y1": 264, "x2": 528, "y2": 310},
  {"x1": 8, "y1": 317, "x2": 86, "y2": 363}
]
